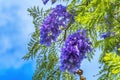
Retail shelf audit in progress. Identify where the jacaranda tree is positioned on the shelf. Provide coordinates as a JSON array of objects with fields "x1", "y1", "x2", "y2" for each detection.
[{"x1": 23, "y1": 0, "x2": 120, "y2": 80}]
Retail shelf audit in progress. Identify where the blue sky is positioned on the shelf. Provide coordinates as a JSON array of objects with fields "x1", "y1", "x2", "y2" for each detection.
[
  {"x1": 0, "y1": 0, "x2": 101, "y2": 80},
  {"x1": 0, "y1": 0, "x2": 41, "y2": 80}
]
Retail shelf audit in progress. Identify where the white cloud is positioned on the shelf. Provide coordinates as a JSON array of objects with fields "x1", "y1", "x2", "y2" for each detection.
[
  {"x1": 0, "y1": 36, "x2": 12, "y2": 54},
  {"x1": 0, "y1": 35, "x2": 26, "y2": 69},
  {"x1": 0, "y1": 0, "x2": 43, "y2": 69}
]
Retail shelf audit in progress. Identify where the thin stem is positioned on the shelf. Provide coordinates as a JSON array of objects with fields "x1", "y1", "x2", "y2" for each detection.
[
  {"x1": 111, "y1": 15, "x2": 120, "y2": 24},
  {"x1": 114, "y1": 10, "x2": 120, "y2": 15},
  {"x1": 64, "y1": 18, "x2": 73, "y2": 41},
  {"x1": 66, "y1": 72, "x2": 69, "y2": 80},
  {"x1": 47, "y1": 68, "x2": 59, "y2": 80}
]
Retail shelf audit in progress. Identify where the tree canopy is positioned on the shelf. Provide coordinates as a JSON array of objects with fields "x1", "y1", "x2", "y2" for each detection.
[{"x1": 23, "y1": 0, "x2": 120, "y2": 80}]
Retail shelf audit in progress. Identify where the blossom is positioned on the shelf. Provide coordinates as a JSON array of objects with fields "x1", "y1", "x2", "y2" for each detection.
[
  {"x1": 42, "y1": 0, "x2": 49, "y2": 5},
  {"x1": 42, "y1": 0, "x2": 56, "y2": 5},
  {"x1": 101, "y1": 31, "x2": 114, "y2": 39},
  {"x1": 60, "y1": 30, "x2": 92, "y2": 73},
  {"x1": 101, "y1": 32, "x2": 111, "y2": 39},
  {"x1": 40, "y1": 4, "x2": 74, "y2": 46}
]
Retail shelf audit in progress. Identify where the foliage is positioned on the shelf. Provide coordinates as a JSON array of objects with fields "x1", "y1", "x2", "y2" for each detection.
[
  {"x1": 98, "y1": 52, "x2": 120, "y2": 80},
  {"x1": 23, "y1": 6, "x2": 51, "y2": 60},
  {"x1": 23, "y1": 0, "x2": 120, "y2": 80}
]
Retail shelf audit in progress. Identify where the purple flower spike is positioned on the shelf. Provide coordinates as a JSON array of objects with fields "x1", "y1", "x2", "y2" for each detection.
[
  {"x1": 51, "y1": 0, "x2": 56, "y2": 4},
  {"x1": 40, "y1": 4, "x2": 74, "y2": 46},
  {"x1": 42, "y1": 0, "x2": 49, "y2": 5},
  {"x1": 60, "y1": 30, "x2": 92, "y2": 73},
  {"x1": 101, "y1": 32, "x2": 111, "y2": 39}
]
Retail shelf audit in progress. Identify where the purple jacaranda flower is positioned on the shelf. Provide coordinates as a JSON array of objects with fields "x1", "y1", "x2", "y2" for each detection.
[
  {"x1": 40, "y1": 4, "x2": 74, "y2": 46},
  {"x1": 42, "y1": 0, "x2": 49, "y2": 5},
  {"x1": 101, "y1": 32, "x2": 114, "y2": 39},
  {"x1": 51, "y1": 0, "x2": 56, "y2": 4},
  {"x1": 60, "y1": 30, "x2": 92, "y2": 73},
  {"x1": 42, "y1": 0, "x2": 57, "y2": 5}
]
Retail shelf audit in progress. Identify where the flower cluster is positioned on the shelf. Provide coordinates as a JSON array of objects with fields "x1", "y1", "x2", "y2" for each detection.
[
  {"x1": 42, "y1": 0, "x2": 49, "y2": 4},
  {"x1": 40, "y1": 4, "x2": 74, "y2": 46},
  {"x1": 101, "y1": 32, "x2": 111, "y2": 39},
  {"x1": 60, "y1": 30, "x2": 92, "y2": 73},
  {"x1": 101, "y1": 32, "x2": 114, "y2": 39},
  {"x1": 42, "y1": 0, "x2": 56, "y2": 5}
]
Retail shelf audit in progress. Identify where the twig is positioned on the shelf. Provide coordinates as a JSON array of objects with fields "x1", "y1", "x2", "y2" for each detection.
[
  {"x1": 47, "y1": 68, "x2": 59, "y2": 80},
  {"x1": 111, "y1": 15, "x2": 120, "y2": 24},
  {"x1": 114, "y1": 10, "x2": 120, "y2": 14},
  {"x1": 63, "y1": 18, "x2": 73, "y2": 41}
]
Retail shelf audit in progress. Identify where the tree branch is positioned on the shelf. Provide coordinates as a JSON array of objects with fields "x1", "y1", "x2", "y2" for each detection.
[
  {"x1": 111, "y1": 15, "x2": 120, "y2": 24},
  {"x1": 64, "y1": 18, "x2": 74, "y2": 41},
  {"x1": 47, "y1": 68, "x2": 59, "y2": 80},
  {"x1": 114, "y1": 10, "x2": 120, "y2": 15}
]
